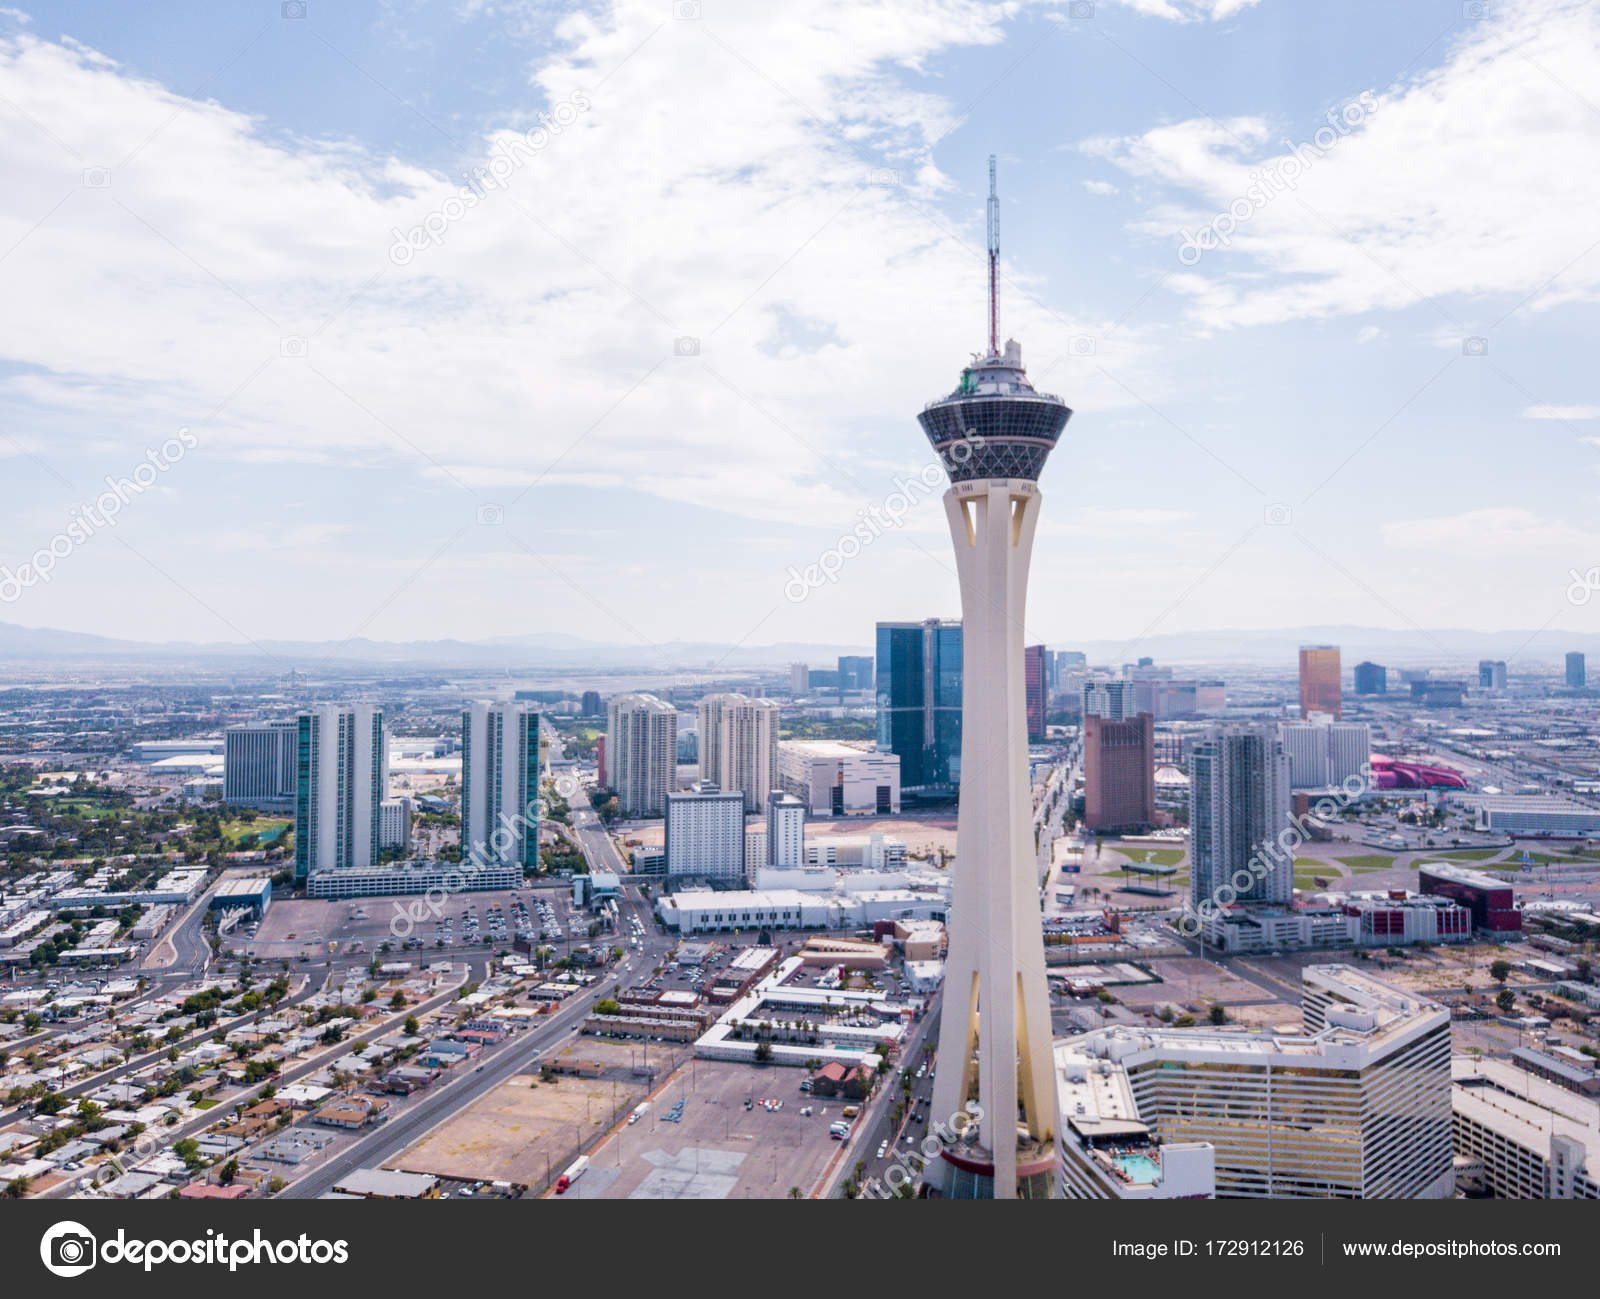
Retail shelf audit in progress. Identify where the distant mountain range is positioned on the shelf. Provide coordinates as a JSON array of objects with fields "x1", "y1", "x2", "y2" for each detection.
[
  {"x1": 0, "y1": 622, "x2": 871, "y2": 670},
  {"x1": 0, "y1": 620, "x2": 1591, "y2": 671},
  {"x1": 1064, "y1": 625, "x2": 1595, "y2": 670}
]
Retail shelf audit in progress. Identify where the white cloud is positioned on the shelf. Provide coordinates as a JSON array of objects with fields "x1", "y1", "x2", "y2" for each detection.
[
  {"x1": 1091, "y1": 0, "x2": 1600, "y2": 328},
  {"x1": 0, "y1": 3, "x2": 1152, "y2": 542},
  {"x1": 1380, "y1": 507, "x2": 1594, "y2": 558},
  {"x1": 1101, "y1": 0, "x2": 1262, "y2": 20},
  {"x1": 1526, "y1": 404, "x2": 1600, "y2": 420},
  {"x1": 1082, "y1": 178, "x2": 1118, "y2": 195}
]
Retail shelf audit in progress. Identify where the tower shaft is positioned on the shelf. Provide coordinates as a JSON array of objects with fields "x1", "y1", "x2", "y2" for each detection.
[
  {"x1": 916, "y1": 158, "x2": 1070, "y2": 1198},
  {"x1": 928, "y1": 478, "x2": 1059, "y2": 1198}
]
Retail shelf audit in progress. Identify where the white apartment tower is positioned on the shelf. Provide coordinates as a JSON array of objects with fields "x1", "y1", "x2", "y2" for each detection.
[
  {"x1": 1279, "y1": 716, "x2": 1371, "y2": 790},
  {"x1": 1188, "y1": 724, "x2": 1294, "y2": 911},
  {"x1": 379, "y1": 796, "x2": 413, "y2": 853},
  {"x1": 765, "y1": 790, "x2": 806, "y2": 869},
  {"x1": 697, "y1": 693, "x2": 781, "y2": 813},
  {"x1": 606, "y1": 693, "x2": 677, "y2": 816},
  {"x1": 461, "y1": 701, "x2": 542, "y2": 868},
  {"x1": 293, "y1": 705, "x2": 389, "y2": 881},
  {"x1": 1081, "y1": 679, "x2": 1135, "y2": 721},
  {"x1": 665, "y1": 782, "x2": 747, "y2": 886}
]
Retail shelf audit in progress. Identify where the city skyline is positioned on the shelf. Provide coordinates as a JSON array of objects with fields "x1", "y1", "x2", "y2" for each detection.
[
  {"x1": 4, "y1": 0, "x2": 1600, "y2": 1232},
  {"x1": 0, "y1": 1, "x2": 1598, "y2": 652}
]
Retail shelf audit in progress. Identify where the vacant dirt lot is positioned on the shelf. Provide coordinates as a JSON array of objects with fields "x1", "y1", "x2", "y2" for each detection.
[{"x1": 395, "y1": 1045, "x2": 656, "y2": 1185}]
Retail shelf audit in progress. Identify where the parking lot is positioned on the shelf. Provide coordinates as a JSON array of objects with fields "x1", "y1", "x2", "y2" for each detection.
[
  {"x1": 558, "y1": 1059, "x2": 848, "y2": 1200},
  {"x1": 235, "y1": 887, "x2": 595, "y2": 962}
]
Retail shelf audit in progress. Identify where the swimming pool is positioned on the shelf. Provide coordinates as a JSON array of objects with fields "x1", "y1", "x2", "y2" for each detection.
[{"x1": 1112, "y1": 1153, "x2": 1162, "y2": 1185}]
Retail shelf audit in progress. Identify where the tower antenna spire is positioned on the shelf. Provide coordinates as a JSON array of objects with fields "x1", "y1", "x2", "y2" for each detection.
[{"x1": 986, "y1": 153, "x2": 1000, "y2": 356}]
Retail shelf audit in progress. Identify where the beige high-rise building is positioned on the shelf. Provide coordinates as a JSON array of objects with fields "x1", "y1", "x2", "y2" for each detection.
[
  {"x1": 697, "y1": 693, "x2": 780, "y2": 813},
  {"x1": 606, "y1": 693, "x2": 677, "y2": 816}
]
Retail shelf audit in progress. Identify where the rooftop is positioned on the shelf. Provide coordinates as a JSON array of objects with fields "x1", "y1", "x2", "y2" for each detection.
[{"x1": 1452, "y1": 1056, "x2": 1600, "y2": 1165}]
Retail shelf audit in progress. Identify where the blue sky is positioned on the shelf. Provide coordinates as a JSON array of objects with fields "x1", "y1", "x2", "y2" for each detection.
[{"x1": 0, "y1": 0, "x2": 1597, "y2": 659}]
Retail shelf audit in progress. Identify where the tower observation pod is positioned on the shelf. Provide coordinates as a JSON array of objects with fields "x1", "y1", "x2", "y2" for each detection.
[{"x1": 917, "y1": 157, "x2": 1071, "y2": 1199}]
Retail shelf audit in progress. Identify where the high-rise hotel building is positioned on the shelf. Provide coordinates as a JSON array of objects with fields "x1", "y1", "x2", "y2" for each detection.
[
  {"x1": 1082, "y1": 712, "x2": 1155, "y2": 833},
  {"x1": 1024, "y1": 643, "x2": 1048, "y2": 742},
  {"x1": 665, "y1": 782, "x2": 747, "y2": 887},
  {"x1": 294, "y1": 705, "x2": 389, "y2": 881},
  {"x1": 1081, "y1": 678, "x2": 1135, "y2": 722},
  {"x1": 764, "y1": 790, "x2": 805, "y2": 869},
  {"x1": 875, "y1": 618, "x2": 963, "y2": 794},
  {"x1": 1298, "y1": 644, "x2": 1342, "y2": 719},
  {"x1": 1056, "y1": 966, "x2": 1453, "y2": 1199},
  {"x1": 224, "y1": 720, "x2": 298, "y2": 810},
  {"x1": 461, "y1": 701, "x2": 541, "y2": 868},
  {"x1": 1279, "y1": 717, "x2": 1371, "y2": 789},
  {"x1": 1189, "y1": 724, "x2": 1293, "y2": 909},
  {"x1": 606, "y1": 693, "x2": 677, "y2": 816},
  {"x1": 697, "y1": 693, "x2": 781, "y2": 813}
]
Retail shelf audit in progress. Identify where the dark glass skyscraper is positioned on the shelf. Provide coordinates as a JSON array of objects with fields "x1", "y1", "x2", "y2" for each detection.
[
  {"x1": 875, "y1": 618, "x2": 962, "y2": 794},
  {"x1": 837, "y1": 654, "x2": 874, "y2": 691},
  {"x1": 1024, "y1": 643, "x2": 1047, "y2": 742},
  {"x1": 1353, "y1": 660, "x2": 1387, "y2": 695}
]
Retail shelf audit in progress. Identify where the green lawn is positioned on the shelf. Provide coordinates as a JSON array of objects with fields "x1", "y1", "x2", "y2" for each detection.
[
  {"x1": 1137, "y1": 848, "x2": 1185, "y2": 867},
  {"x1": 1431, "y1": 848, "x2": 1505, "y2": 860},
  {"x1": 223, "y1": 817, "x2": 289, "y2": 846},
  {"x1": 1336, "y1": 854, "x2": 1396, "y2": 872}
]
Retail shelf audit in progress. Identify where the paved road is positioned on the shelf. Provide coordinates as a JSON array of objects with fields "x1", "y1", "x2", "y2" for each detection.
[
  {"x1": 142, "y1": 881, "x2": 217, "y2": 977},
  {"x1": 572, "y1": 803, "x2": 630, "y2": 876},
  {"x1": 820, "y1": 995, "x2": 941, "y2": 1198}
]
